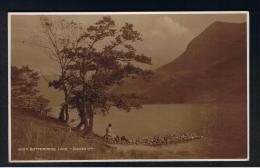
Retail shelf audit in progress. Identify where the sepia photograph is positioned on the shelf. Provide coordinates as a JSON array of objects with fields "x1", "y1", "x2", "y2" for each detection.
[{"x1": 8, "y1": 12, "x2": 249, "y2": 162}]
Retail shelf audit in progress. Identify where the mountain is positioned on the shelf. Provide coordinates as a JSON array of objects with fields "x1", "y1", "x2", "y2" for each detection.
[{"x1": 115, "y1": 21, "x2": 247, "y2": 103}]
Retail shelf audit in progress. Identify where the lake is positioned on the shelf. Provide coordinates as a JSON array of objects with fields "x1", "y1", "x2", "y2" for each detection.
[
  {"x1": 48, "y1": 103, "x2": 247, "y2": 158},
  {"x1": 49, "y1": 104, "x2": 214, "y2": 138}
]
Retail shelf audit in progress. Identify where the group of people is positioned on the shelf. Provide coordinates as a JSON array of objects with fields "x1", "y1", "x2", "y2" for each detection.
[{"x1": 103, "y1": 123, "x2": 202, "y2": 146}]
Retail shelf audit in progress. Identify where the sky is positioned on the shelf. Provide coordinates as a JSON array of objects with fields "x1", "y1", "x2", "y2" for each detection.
[{"x1": 11, "y1": 13, "x2": 247, "y2": 75}]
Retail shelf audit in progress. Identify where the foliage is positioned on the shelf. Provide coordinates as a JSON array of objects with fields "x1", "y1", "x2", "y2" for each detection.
[
  {"x1": 61, "y1": 16, "x2": 153, "y2": 134},
  {"x1": 29, "y1": 16, "x2": 153, "y2": 133},
  {"x1": 11, "y1": 65, "x2": 51, "y2": 115},
  {"x1": 37, "y1": 16, "x2": 84, "y2": 122}
]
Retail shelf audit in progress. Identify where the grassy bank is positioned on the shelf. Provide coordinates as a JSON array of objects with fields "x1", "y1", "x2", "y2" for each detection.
[
  {"x1": 11, "y1": 112, "x2": 184, "y2": 160},
  {"x1": 11, "y1": 112, "x2": 114, "y2": 160}
]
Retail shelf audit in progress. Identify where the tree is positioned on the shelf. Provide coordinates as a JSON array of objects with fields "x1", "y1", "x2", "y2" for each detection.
[
  {"x1": 33, "y1": 96, "x2": 51, "y2": 116},
  {"x1": 25, "y1": 16, "x2": 83, "y2": 122},
  {"x1": 63, "y1": 16, "x2": 153, "y2": 134},
  {"x1": 11, "y1": 65, "x2": 51, "y2": 115}
]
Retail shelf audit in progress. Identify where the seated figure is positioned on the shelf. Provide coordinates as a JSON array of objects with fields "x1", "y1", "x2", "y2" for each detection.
[{"x1": 104, "y1": 123, "x2": 115, "y2": 141}]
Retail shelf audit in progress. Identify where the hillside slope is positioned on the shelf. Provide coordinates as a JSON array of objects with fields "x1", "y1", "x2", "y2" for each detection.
[
  {"x1": 11, "y1": 112, "x2": 112, "y2": 160},
  {"x1": 115, "y1": 21, "x2": 247, "y2": 104}
]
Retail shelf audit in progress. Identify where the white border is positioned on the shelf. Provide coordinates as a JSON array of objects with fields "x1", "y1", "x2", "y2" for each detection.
[{"x1": 8, "y1": 11, "x2": 250, "y2": 163}]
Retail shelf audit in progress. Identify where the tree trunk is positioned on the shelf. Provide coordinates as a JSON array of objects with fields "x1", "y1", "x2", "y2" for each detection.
[
  {"x1": 82, "y1": 55, "x2": 89, "y2": 135},
  {"x1": 83, "y1": 112, "x2": 89, "y2": 134},
  {"x1": 76, "y1": 119, "x2": 84, "y2": 129},
  {"x1": 84, "y1": 104, "x2": 94, "y2": 135},
  {"x1": 87, "y1": 105, "x2": 94, "y2": 134},
  {"x1": 64, "y1": 90, "x2": 69, "y2": 123},
  {"x1": 87, "y1": 114, "x2": 94, "y2": 134},
  {"x1": 58, "y1": 103, "x2": 69, "y2": 123},
  {"x1": 77, "y1": 112, "x2": 89, "y2": 132},
  {"x1": 76, "y1": 107, "x2": 84, "y2": 128},
  {"x1": 82, "y1": 100, "x2": 89, "y2": 134},
  {"x1": 58, "y1": 109, "x2": 65, "y2": 121},
  {"x1": 64, "y1": 103, "x2": 69, "y2": 123}
]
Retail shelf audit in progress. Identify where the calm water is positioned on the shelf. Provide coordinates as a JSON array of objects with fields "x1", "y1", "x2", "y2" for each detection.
[
  {"x1": 48, "y1": 103, "x2": 247, "y2": 158},
  {"x1": 49, "y1": 104, "x2": 213, "y2": 138}
]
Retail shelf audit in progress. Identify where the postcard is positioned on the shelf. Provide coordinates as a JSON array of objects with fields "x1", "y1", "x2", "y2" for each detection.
[{"x1": 9, "y1": 12, "x2": 249, "y2": 162}]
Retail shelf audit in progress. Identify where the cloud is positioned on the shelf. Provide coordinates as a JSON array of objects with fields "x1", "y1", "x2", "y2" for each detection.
[
  {"x1": 135, "y1": 16, "x2": 194, "y2": 68},
  {"x1": 160, "y1": 16, "x2": 190, "y2": 35},
  {"x1": 11, "y1": 15, "x2": 196, "y2": 73}
]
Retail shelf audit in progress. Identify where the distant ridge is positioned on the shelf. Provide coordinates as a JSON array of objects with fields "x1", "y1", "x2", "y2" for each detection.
[{"x1": 114, "y1": 21, "x2": 247, "y2": 103}]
